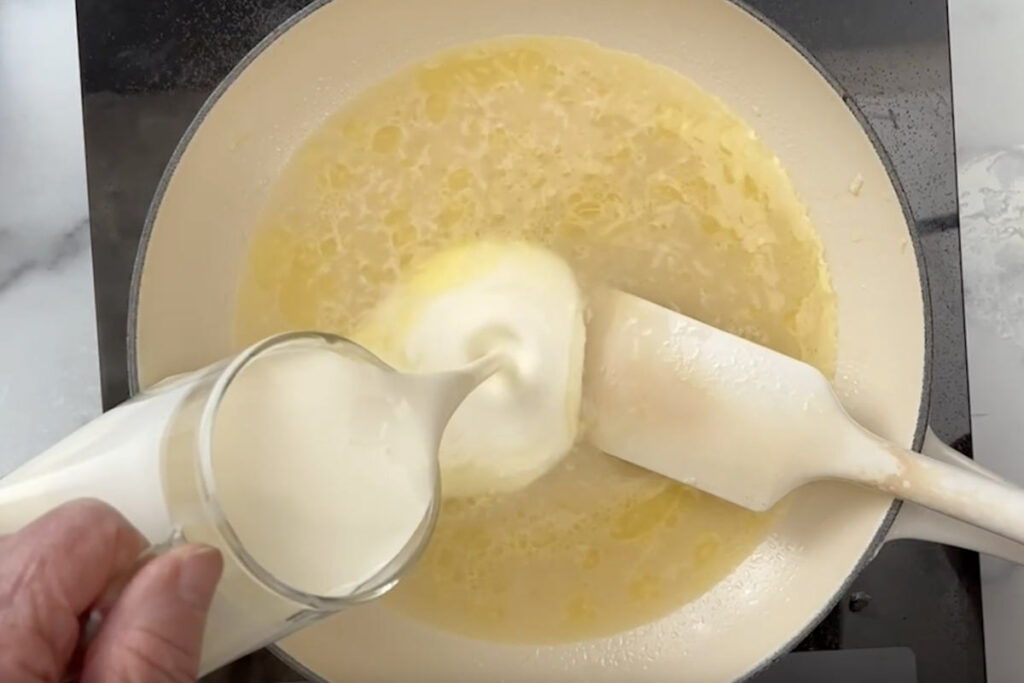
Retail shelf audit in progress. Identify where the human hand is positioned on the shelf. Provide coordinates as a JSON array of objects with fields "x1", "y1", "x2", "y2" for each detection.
[{"x1": 0, "y1": 499, "x2": 223, "y2": 683}]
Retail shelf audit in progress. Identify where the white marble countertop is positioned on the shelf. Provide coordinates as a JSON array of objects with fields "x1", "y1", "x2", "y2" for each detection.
[
  {"x1": 1, "y1": 0, "x2": 1024, "y2": 680},
  {"x1": 950, "y1": 1, "x2": 1024, "y2": 681},
  {"x1": 0, "y1": 0, "x2": 100, "y2": 475}
]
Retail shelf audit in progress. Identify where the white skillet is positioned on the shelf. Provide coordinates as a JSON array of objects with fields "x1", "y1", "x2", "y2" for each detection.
[{"x1": 130, "y1": 0, "x2": 1021, "y2": 680}]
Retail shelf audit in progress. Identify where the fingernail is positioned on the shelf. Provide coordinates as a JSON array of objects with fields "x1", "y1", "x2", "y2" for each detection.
[{"x1": 176, "y1": 545, "x2": 224, "y2": 607}]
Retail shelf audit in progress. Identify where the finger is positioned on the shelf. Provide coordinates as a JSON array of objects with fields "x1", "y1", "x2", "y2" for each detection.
[
  {"x1": 0, "y1": 499, "x2": 146, "y2": 683},
  {"x1": 81, "y1": 544, "x2": 223, "y2": 683}
]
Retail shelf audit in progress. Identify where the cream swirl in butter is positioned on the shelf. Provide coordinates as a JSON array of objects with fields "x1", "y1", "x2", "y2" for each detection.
[{"x1": 356, "y1": 242, "x2": 585, "y2": 497}]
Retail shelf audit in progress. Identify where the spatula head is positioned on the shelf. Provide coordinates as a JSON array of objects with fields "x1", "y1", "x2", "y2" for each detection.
[{"x1": 583, "y1": 288, "x2": 854, "y2": 511}]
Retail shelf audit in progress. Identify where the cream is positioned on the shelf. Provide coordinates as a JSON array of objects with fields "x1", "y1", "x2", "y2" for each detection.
[{"x1": 356, "y1": 242, "x2": 585, "y2": 497}]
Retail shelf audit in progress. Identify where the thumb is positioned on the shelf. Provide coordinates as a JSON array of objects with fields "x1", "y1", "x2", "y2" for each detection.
[{"x1": 81, "y1": 544, "x2": 223, "y2": 683}]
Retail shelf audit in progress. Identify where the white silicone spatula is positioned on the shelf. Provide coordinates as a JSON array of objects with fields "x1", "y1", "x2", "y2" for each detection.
[{"x1": 585, "y1": 288, "x2": 1024, "y2": 544}]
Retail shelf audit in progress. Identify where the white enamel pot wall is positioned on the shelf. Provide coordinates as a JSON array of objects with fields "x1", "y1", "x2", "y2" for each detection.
[{"x1": 128, "y1": 0, "x2": 999, "y2": 681}]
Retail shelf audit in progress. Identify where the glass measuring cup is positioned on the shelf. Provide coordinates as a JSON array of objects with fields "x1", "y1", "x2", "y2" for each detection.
[{"x1": 0, "y1": 331, "x2": 496, "y2": 674}]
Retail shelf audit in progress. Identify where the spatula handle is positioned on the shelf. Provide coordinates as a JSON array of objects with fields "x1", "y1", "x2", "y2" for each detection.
[{"x1": 873, "y1": 445, "x2": 1024, "y2": 546}]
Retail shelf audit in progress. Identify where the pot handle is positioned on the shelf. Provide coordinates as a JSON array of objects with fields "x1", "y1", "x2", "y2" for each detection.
[{"x1": 884, "y1": 428, "x2": 1024, "y2": 565}]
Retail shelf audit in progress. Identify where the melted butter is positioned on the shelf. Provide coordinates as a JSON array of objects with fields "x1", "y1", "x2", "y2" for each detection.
[{"x1": 235, "y1": 36, "x2": 836, "y2": 643}]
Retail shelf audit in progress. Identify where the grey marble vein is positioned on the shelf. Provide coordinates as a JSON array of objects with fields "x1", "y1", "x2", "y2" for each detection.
[{"x1": 0, "y1": 217, "x2": 91, "y2": 294}]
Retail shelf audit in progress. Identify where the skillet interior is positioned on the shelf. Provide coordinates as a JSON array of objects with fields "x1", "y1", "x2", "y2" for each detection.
[{"x1": 132, "y1": 0, "x2": 927, "y2": 679}]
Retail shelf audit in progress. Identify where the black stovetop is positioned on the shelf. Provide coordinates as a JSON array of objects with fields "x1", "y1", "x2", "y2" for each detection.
[{"x1": 76, "y1": 1, "x2": 980, "y2": 681}]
